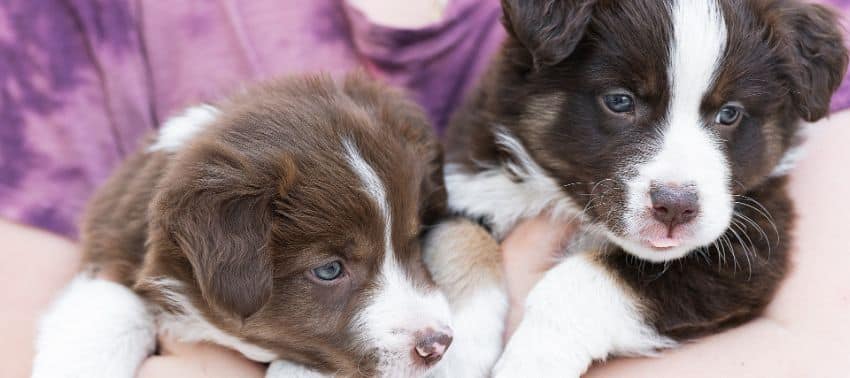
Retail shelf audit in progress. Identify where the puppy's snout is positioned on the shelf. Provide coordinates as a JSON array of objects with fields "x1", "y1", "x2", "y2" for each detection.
[
  {"x1": 650, "y1": 183, "x2": 699, "y2": 229},
  {"x1": 413, "y1": 327, "x2": 453, "y2": 365}
]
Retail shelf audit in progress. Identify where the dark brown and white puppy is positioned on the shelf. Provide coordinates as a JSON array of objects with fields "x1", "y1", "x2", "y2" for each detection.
[
  {"x1": 32, "y1": 74, "x2": 474, "y2": 378},
  {"x1": 444, "y1": 0, "x2": 848, "y2": 376}
]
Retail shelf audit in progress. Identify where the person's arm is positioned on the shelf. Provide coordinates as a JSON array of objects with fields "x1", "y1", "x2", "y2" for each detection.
[
  {"x1": 584, "y1": 110, "x2": 850, "y2": 377},
  {"x1": 0, "y1": 217, "x2": 267, "y2": 378},
  {"x1": 0, "y1": 220, "x2": 80, "y2": 378},
  {"x1": 501, "y1": 110, "x2": 850, "y2": 377}
]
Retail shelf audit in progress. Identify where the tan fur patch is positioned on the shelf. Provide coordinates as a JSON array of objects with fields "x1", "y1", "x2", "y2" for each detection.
[
  {"x1": 521, "y1": 93, "x2": 566, "y2": 131},
  {"x1": 423, "y1": 219, "x2": 502, "y2": 304}
]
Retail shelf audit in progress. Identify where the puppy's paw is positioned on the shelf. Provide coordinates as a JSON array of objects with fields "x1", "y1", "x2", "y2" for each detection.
[
  {"x1": 493, "y1": 332, "x2": 583, "y2": 378},
  {"x1": 493, "y1": 313, "x2": 592, "y2": 378},
  {"x1": 266, "y1": 360, "x2": 328, "y2": 378},
  {"x1": 32, "y1": 275, "x2": 156, "y2": 378},
  {"x1": 422, "y1": 218, "x2": 501, "y2": 302},
  {"x1": 422, "y1": 219, "x2": 507, "y2": 378}
]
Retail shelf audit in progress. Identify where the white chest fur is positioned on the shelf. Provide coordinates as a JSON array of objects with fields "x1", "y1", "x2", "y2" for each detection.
[
  {"x1": 446, "y1": 131, "x2": 674, "y2": 377},
  {"x1": 445, "y1": 130, "x2": 581, "y2": 239}
]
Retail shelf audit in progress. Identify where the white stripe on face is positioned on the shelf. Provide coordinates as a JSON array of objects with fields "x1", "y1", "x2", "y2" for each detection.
[
  {"x1": 342, "y1": 139, "x2": 452, "y2": 374},
  {"x1": 618, "y1": 0, "x2": 733, "y2": 262},
  {"x1": 343, "y1": 139, "x2": 394, "y2": 259}
]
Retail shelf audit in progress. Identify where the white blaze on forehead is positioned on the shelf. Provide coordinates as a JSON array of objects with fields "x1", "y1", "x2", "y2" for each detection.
[
  {"x1": 343, "y1": 138, "x2": 393, "y2": 257},
  {"x1": 659, "y1": 0, "x2": 730, "y2": 201},
  {"x1": 670, "y1": 0, "x2": 728, "y2": 104},
  {"x1": 342, "y1": 139, "x2": 451, "y2": 371},
  {"x1": 619, "y1": 0, "x2": 733, "y2": 261}
]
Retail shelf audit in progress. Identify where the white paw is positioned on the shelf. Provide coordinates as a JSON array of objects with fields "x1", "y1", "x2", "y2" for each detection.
[
  {"x1": 266, "y1": 360, "x2": 329, "y2": 378},
  {"x1": 32, "y1": 275, "x2": 156, "y2": 378},
  {"x1": 493, "y1": 348, "x2": 585, "y2": 378},
  {"x1": 492, "y1": 322, "x2": 588, "y2": 378},
  {"x1": 435, "y1": 285, "x2": 507, "y2": 377}
]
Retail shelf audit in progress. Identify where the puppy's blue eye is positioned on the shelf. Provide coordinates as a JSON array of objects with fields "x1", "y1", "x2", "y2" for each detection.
[
  {"x1": 603, "y1": 94, "x2": 635, "y2": 113},
  {"x1": 312, "y1": 261, "x2": 343, "y2": 281},
  {"x1": 715, "y1": 105, "x2": 743, "y2": 126}
]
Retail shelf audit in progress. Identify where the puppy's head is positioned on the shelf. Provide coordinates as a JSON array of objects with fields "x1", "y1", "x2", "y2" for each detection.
[
  {"x1": 142, "y1": 75, "x2": 452, "y2": 376},
  {"x1": 497, "y1": 0, "x2": 847, "y2": 261}
]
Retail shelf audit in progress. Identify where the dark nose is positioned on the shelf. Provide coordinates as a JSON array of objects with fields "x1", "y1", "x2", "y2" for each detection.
[
  {"x1": 414, "y1": 328, "x2": 453, "y2": 365},
  {"x1": 650, "y1": 183, "x2": 699, "y2": 229}
]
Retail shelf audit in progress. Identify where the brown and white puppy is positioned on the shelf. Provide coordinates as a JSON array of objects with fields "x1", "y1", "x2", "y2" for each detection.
[
  {"x1": 444, "y1": 0, "x2": 848, "y2": 376},
  {"x1": 31, "y1": 74, "x2": 499, "y2": 378}
]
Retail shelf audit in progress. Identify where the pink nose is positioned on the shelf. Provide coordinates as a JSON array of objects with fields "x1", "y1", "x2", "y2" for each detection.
[
  {"x1": 650, "y1": 183, "x2": 699, "y2": 230},
  {"x1": 413, "y1": 328, "x2": 453, "y2": 365}
]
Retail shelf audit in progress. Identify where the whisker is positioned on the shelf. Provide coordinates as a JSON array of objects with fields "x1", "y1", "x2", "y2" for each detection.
[
  {"x1": 733, "y1": 195, "x2": 780, "y2": 242},
  {"x1": 722, "y1": 234, "x2": 739, "y2": 274},
  {"x1": 712, "y1": 238, "x2": 726, "y2": 269},
  {"x1": 734, "y1": 211, "x2": 772, "y2": 259},
  {"x1": 649, "y1": 260, "x2": 672, "y2": 282},
  {"x1": 589, "y1": 178, "x2": 615, "y2": 195},
  {"x1": 695, "y1": 246, "x2": 711, "y2": 266},
  {"x1": 734, "y1": 211, "x2": 770, "y2": 244},
  {"x1": 729, "y1": 220, "x2": 754, "y2": 280}
]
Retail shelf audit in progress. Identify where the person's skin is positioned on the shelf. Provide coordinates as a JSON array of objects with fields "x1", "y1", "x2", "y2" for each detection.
[
  {"x1": 135, "y1": 338, "x2": 266, "y2": 378},
  {"x1": 581, "y1": 110, "x2": 850, "y2": 377},
  {"x1": 3, "y1": 0, "x2": 847, "y2": 375},
  {"x1": 0, "y1": 219, "x2": 80, "y2": 378},
  {"x1": 503, "y1": 110, "x2": 850, "y2": 378},
  {"x1": 140, "y1": 108, "x2": 847, "y2": 377},
  {"x1": 347, "y1": 0, "x2": 448, "y2": 28},
  {"x1": 6, "y1": 112, "x2": 846, "y2": 378}
]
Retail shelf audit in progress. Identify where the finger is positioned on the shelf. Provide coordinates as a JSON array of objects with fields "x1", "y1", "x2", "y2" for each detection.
[
  {"x1": 156, "y1": 334, "x2": 220, "y2": 357},
  {"x1": 504, "y1": 304, "x2": 525, "y2": 342},
  {"x1": 138, "y1": 355, "x2": 266, "y2": 378},
  {"x1": 501, "y1": 215, "x2": 577, "y2": 303},
  {"x1": 156, "y1": 333, "x2": 184, "y2": 356},
  {"x1": 502, "y1": 215, "x2": 576, "y2": 274}
]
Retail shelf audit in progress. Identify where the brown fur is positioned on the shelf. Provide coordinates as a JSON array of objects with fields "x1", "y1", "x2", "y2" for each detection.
[{"x1": 80, "y1": 73, "x2": 446, "y2": 375}]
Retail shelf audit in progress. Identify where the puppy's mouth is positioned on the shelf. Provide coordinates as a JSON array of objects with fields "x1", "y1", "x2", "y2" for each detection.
[
  {"x1": 635, "y1": 212, "x2": 698, "y2": 250},
  {"x1": 371, "y1": 350, "x2": 440, "y2": 378},
  {"x1": 598, "y1": 181, "x2": 732, "y2": 263},
  {"x1": 607, "y1": 225, "x2": 703, "y2": 262},
  {"x1": 638, "y1": 230, "x2": 693, "y2": 253}
]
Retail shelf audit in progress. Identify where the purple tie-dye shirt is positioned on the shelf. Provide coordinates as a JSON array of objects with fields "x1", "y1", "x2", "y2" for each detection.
[{"x1": 1, "y1": 0, "x2": 848, "y2": 238}]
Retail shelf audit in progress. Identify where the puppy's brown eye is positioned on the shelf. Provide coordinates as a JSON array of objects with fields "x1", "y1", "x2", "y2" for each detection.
[
  {"x1": 715, "y1": 105, "x2": 743, "y2": 126},
  {"x1": 312, "y1": 261, "x2": 343, "y2": 281},
  {"x1": 602, "y1": 94, "x2": 635, "y2": 113}
]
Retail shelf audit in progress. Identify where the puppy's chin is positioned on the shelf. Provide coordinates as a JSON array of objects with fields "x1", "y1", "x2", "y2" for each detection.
[
  {"x1": 375, "y1": 356, "x2": 436, "y2": 378},
  {"x1": 361, "y1": 342, "x2": 445, "y2": 378},
  {"x1": 603, "y1": 210, "x2": 732, "y2": 263},
  {"x1": 606, "y1": 232, "x2": 697, "y2": 262}
]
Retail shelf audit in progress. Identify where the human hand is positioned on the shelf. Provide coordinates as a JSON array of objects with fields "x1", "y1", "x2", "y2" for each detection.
[
  {"x1": 500, "y1": 215, "x2": 578, "y2": 338},
  {"x1": 136, "y1": 335, "x2": 265, "y2": 378},
  {"x1": 498, "y1": 111, "x2": 850, "y2": 377}
]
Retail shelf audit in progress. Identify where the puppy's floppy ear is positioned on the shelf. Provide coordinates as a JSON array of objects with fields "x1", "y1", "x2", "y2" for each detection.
[
  {"x1": 501, "y1": 0, "x2": 597, "y2": 69},
  {"x1": 783, "y1": 4, "x2": 848, "y2": 122},
  {"x1": 419, "y1": 139, "x2": 447, "y2": 226},
  {"x1": 396, "y1": 104, "x2": 447, "y2": 226},
  {"x1": 161, "y1": 144, "x2": 297, "y2": 319}
]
